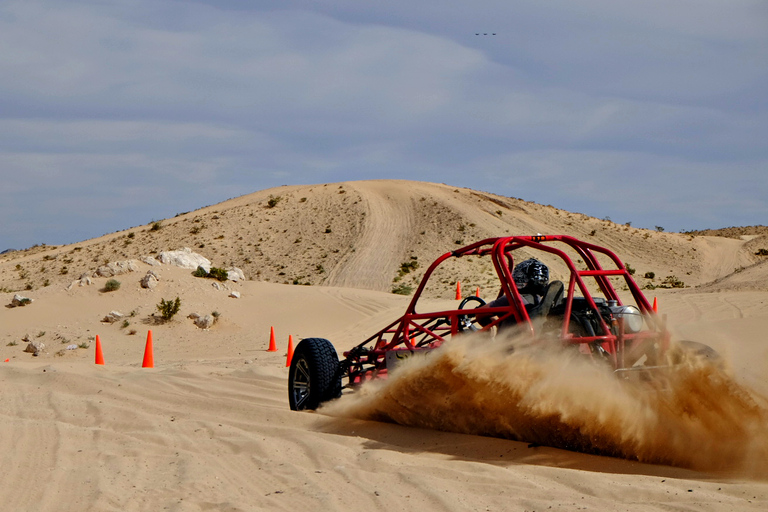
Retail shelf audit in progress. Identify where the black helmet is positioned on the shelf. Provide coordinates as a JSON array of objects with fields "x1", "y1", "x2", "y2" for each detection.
[{"x1": 513, "y1": 258, "x2": 549, "y2": 294}]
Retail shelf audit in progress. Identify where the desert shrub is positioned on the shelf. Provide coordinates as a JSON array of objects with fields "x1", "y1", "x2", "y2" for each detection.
[
  {"x1": 150, "y1": 221, "x2": 162, "y2": 231},
  {"x1": 624, "y1": 263, "x2": 635, "y2": 275},
  {"x1": 267, "y1": 195, "x2": 281, "y2": 208},
  {"x1": 157, "y1": 297, "x2": 182, "y2": 321},
  {"x1": 756, "y1": 248, "x2": 768, "y2": 256},
  {"x1": 655, "y1": 226, "x2": 664, "y2": 232},
  {"x1": 398, "y1": 259, "x2": 419, "y2": 277},
  {"x1": 659, "y1": 275, "x2": 685, "y2": 289},
  {"x1": 208, "y1": 267, "x2": 228, "y2": 281},
  {"x1": 644, "y1": 271, "x2": 655, "y2": 279},
  {"x1": 392, "y1": 283, "x2": 413, "y2": 295},
  {"x1": 191, "y1": 266, "x2": 228, "y2": 281},
  {"x1": 104, "y1": 279, "x2": 121, "y2": 292}
]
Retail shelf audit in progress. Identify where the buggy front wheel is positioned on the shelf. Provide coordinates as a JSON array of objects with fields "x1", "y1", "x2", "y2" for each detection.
[{"x1": 288, "y1": 338, "x2": 342, "y2": 411}]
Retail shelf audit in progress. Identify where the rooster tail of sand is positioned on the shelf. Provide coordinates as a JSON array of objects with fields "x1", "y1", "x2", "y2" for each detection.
[{"x1": 323, "y1": 333, "x2": 768, "y2": 475}]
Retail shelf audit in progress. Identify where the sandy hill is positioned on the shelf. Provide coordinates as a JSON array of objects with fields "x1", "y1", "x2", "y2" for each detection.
[
  {"x1": 2, "y1": 180, "x2": 766, "y2": 297},
  {"x1": 2, "y1": 180, "x2": 768, "y2": 511}
]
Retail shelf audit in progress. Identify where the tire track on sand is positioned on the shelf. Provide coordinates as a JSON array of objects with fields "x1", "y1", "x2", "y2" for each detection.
[{"x1": 324, "y1": 181, "x2": 414, "y2": 292}]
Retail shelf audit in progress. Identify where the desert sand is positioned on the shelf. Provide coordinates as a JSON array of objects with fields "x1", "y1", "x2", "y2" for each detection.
[{"x1": 1, "y1": 180, "x2": 767, "y2": 511}]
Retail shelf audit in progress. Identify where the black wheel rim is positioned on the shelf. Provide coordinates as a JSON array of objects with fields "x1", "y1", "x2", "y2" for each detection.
[{"x1": 292, "y1": 357, "x2": 311, "y2": 409}]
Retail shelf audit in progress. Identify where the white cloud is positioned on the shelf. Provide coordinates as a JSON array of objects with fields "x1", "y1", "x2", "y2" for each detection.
[{"x1": 0, "y1": 0, "x2": 766, "y2": 248}]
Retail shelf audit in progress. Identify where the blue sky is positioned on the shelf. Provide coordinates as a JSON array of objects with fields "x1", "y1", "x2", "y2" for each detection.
[{"x1": 1, "y1": 0, "x2": 766, "y2": 250}]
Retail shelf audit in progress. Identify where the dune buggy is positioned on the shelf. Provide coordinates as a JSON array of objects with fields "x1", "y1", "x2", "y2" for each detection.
[{"x1": 289, "y1": 235, "x2": 706, "y2": 411}]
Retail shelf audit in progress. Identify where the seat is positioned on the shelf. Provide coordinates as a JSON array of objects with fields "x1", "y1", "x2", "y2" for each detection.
[{"x1": 528, "y1": 280, "x2": 564, "y2": 320}]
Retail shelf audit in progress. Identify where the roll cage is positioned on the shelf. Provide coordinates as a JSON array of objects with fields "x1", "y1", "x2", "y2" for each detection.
[{"x1": 341, "y1": 235, "x2": 669, "y2": 386}]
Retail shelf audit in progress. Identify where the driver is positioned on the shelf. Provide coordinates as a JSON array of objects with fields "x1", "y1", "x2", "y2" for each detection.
[{"x1": 476, "y1": 258, "x2": 550, "y2": 328}]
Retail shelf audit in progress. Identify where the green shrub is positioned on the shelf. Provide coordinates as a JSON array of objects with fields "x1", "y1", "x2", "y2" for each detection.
[
  {"x1": 392, "y1": 283, "x2": 413, "y2": 295},
  {"x1": 192, "y1": 266, "x2": 228, "y2": 281},
  {"x1": 756, "y1": 248, "x2": 768, "y2": 256},
  {"x1": 644, "y1": 271, "x2": 655, "y2": 279},
  {"x1": 624, "y1": 263, "x2": 635, "y2": 275},
  {"x1": 267, "y1": 195, "x2": 281, "y2": 208},
  {"x1": 104, "y1": 279, "x2": 121, "y2": 292},
  {"x1": 208, "y1": 267, "x2": 228, "y2": 281},
  {"x1": 659, "y1": 275, "x2": 685, "y2": 289},
  {"x1": 157, "y1": 297, "x2": 181, "y2": 321},
  {"x1": 398, "y1": 260, "x2": 419, "y2": 278}
]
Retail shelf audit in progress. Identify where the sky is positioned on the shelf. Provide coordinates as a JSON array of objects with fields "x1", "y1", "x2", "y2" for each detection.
[{"x1": 1, "y1": 0, "x2": 767, "y2": 250}]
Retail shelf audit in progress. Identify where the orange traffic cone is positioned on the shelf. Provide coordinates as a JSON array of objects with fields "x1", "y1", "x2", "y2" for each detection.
[
  {"x1": 267, "y1": 326, "x2": 278, "y2": 352},
  {"x1": 455, "y1": 281, "x2": 462, "y2": 300},
  {"x1": 475, "y1": 286, "x2": 480, "y2": 297},
  {"x1": 142, "y1": 330, "x2": 154, "y2": 368},
  {"x1": 652, "y1": 297, "x2": 658, "y2": 313},
  {"x1": 285, "y1": 335, "x2": 294, "y2": 367},
  {"x1": 95, "y1": 335, "x2": 105, "y2": 365}
]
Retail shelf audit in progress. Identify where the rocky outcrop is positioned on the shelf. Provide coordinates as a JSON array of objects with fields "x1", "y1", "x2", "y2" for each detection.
[
  {"x1": 102, "y1": 311, "x2": 124, "y2": 323},
  {"x1": 96, "y1": 260, "x2": 139, "y2": 277},
  {"x1": 10, "y1": 294, "x2": 32, "y2": 307},
  {"x1": 188, "y1": 313, "x2": 215, "y2": 329},
  {"x1": 140, "y1": 270, "x2": 160, "y2": 289},
  {"x1": 142, "y1": 256, "x2": 161, "y2": 266},
  {"x1": 23, "y1": 336, "x2": 44, "y2": 356},
  {"x1": 227, "y1": 267, "x2": 246, "y2": 282},
  {"x1": 158, "y1": 248, "x2": 211, "y2": 272}
]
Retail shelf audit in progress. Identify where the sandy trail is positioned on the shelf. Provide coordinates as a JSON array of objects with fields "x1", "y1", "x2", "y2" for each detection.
[{"x1": 324, "y1": 181, "x2": 415, "y2": 292}]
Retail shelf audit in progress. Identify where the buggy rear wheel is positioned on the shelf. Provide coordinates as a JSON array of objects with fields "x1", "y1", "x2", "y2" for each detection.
[{"x1": 288, "y1": 338, "x2": 342, "y2": 411}]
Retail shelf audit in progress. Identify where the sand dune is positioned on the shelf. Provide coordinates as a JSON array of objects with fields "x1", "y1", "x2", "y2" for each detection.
[{"x1": 1, "y1": 180, "x2": 767, "y2": 511}]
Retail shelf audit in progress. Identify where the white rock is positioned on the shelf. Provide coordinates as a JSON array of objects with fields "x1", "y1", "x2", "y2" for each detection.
[
  {"x1": 227, "y1": 267, "x2": 246, "y2": 282},
  {"x1": 24, "y1": 341, "x2": 44, "y2": 356},
  {"x1": 140, "y1": 270, "x2": 160, "y2": 289},
  {"x1": 158, "y1": 248, "x2": 211, "y2": 272},
  {"x1": 11, "y1": 294, "x2": 32, "y2": 307},
  {"x1": 194, "y1": 314, "x2": 215, "y2": 329},
  {"x1": 102, "y1": 311, "x2": 124, "y2": 323},
  {"x1": 142, "y1": 256, "x2": 161, "y2": 266},
  {"x1": 96, "y1": 260, "x2": 139, "y2": 277},
  {"x1": 229, "y1": 291, "x2": 241, "y2": 299}
]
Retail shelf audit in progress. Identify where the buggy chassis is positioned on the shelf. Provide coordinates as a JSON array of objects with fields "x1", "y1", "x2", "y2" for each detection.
[{"x1": 289, "y1": 235, "x2": 673, "y2": 411}]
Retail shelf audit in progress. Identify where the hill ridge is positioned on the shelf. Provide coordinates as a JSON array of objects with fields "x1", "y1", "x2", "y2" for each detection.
[{"x1": 1, "y1": 180, "x2": 764, "y2": 294}]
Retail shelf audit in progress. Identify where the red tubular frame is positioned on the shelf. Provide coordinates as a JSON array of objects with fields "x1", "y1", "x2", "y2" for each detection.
[{"x1": 342, "y1": 235, "x2": 668, "y2": 385}]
